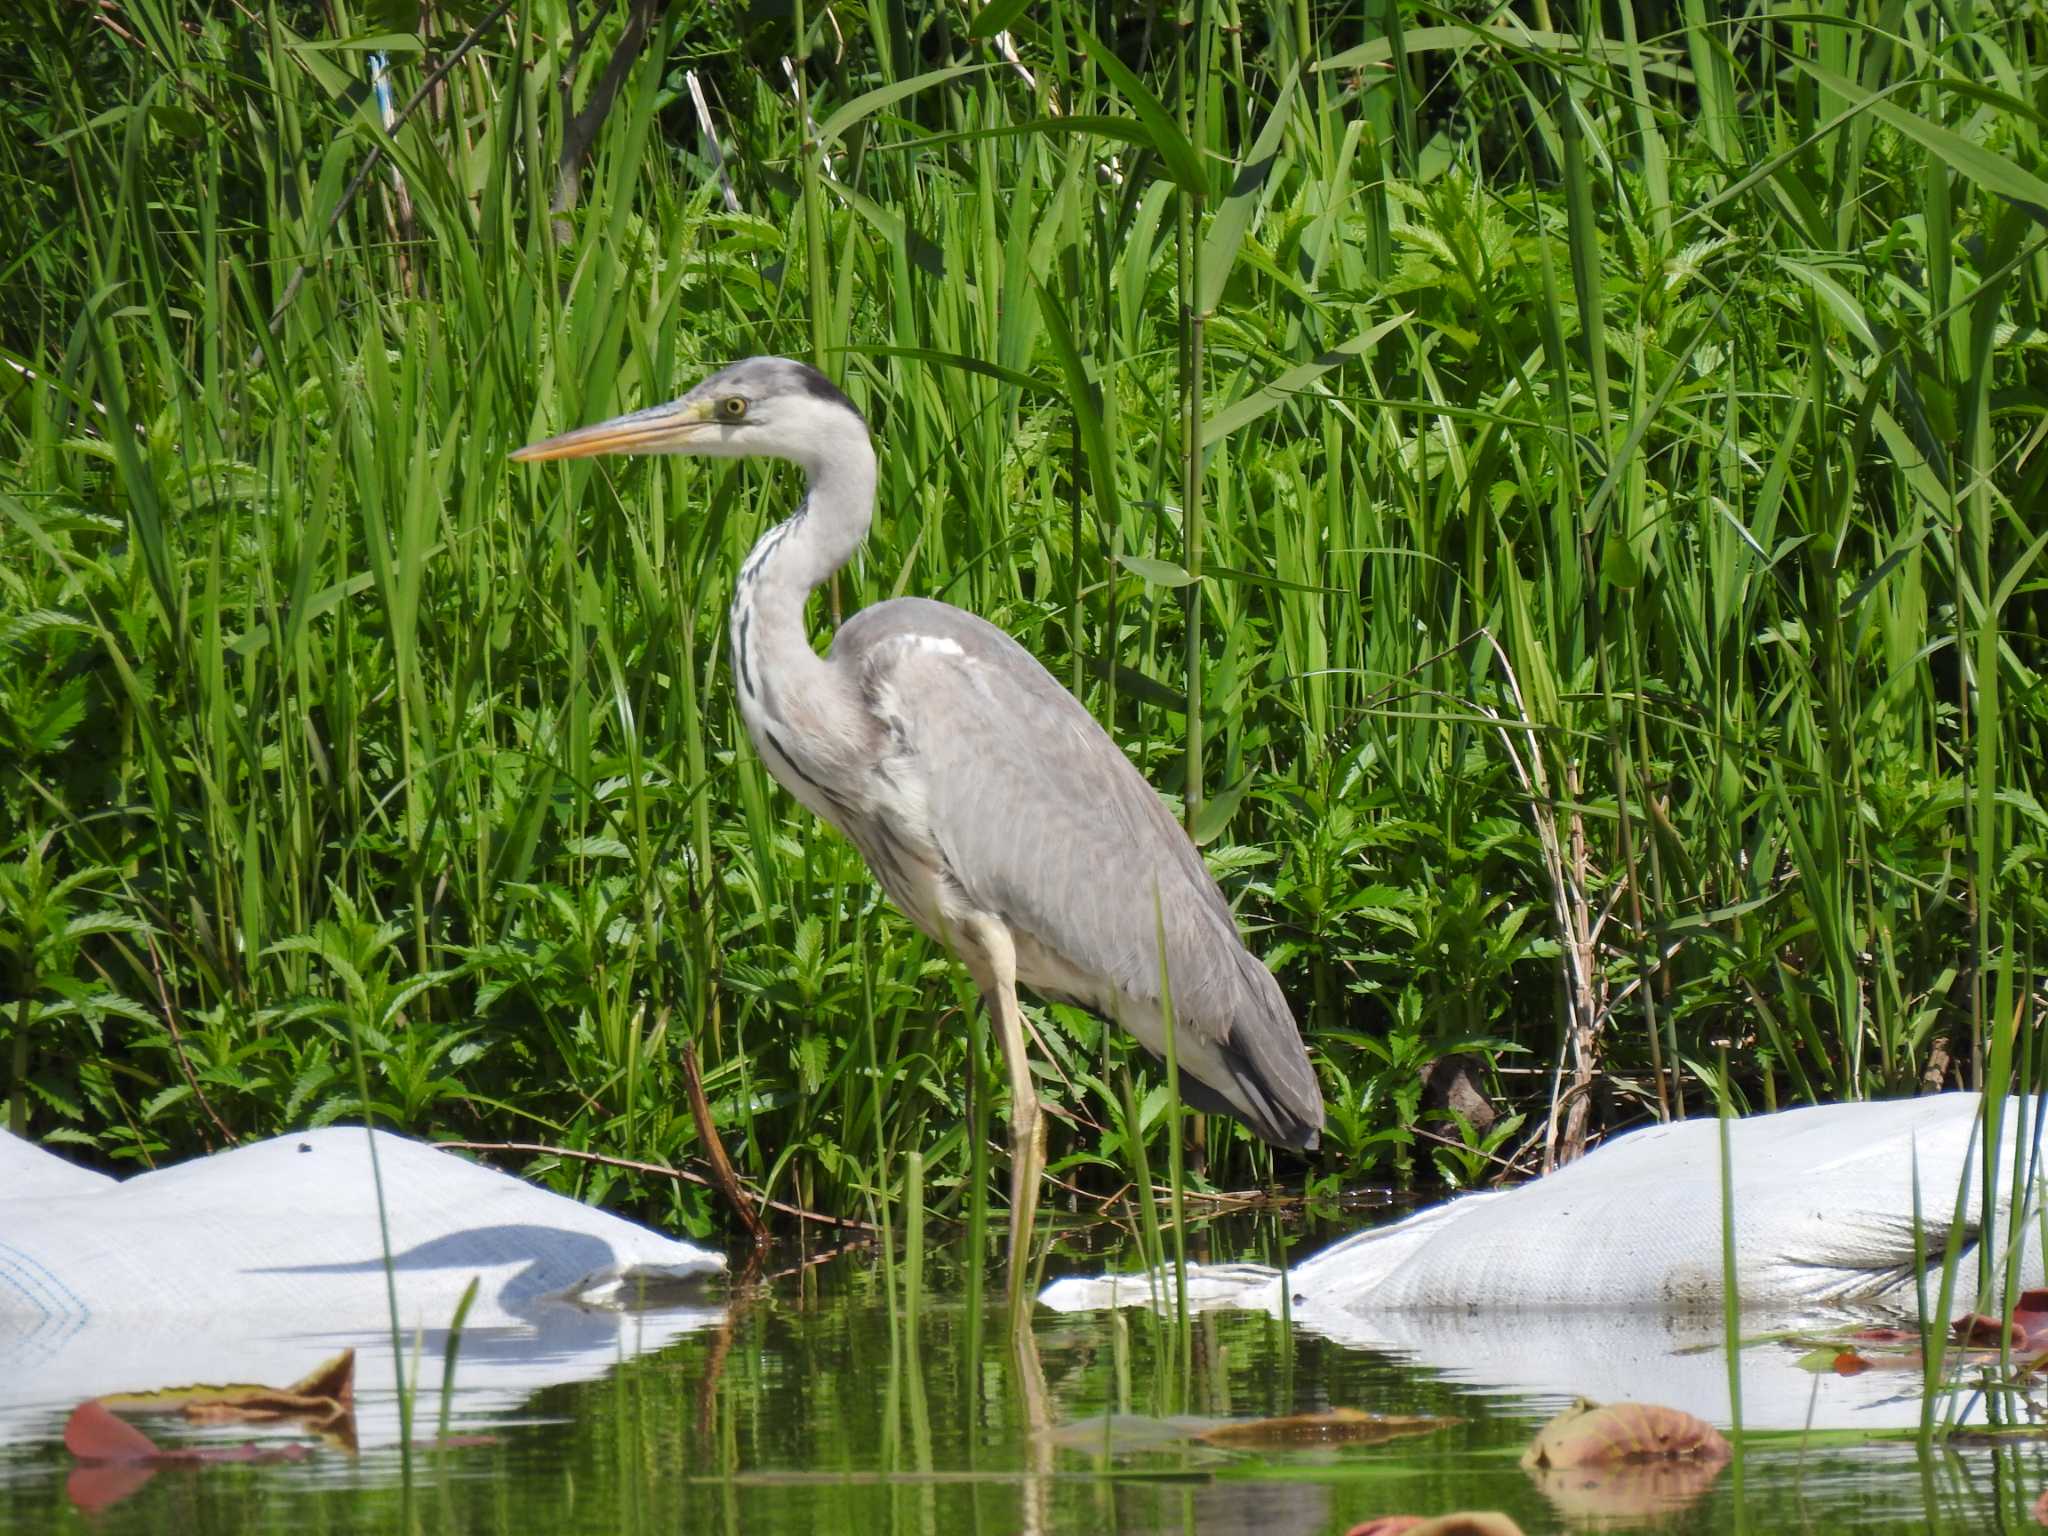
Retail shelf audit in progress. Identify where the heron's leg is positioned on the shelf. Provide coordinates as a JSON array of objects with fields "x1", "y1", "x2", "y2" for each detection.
[{"x1": 964, "y1": 916, "x2": 1043, "y2": 1302}]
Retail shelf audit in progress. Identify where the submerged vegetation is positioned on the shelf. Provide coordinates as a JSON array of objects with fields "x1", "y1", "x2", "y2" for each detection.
[{"x1": 2, "y1": 0, "x2": 2046, "y2": 1231}]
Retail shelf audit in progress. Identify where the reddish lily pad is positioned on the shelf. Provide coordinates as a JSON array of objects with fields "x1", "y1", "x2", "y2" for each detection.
[
  {"x1": 64, "y1": 1399, "x2": 315, "y2": 1513},
  {"x1": 1522, "y1": 1399, "x2": 1730, "y2": 1524},
  {"x1": 1196, "y1": 1408, "x2": 1453, "y2": 1449},
  {"x1": 1954, "y1": 1290, "x2": 2048, "y2": 1351},
  {"x1": 1343, "y1": 1516, "x2": 1524, "y2": 1536},
  {"x1": 64, "y1": 1400, "x2": 313, "y2": 1468},
  {"x1": 101, "y1": 1348, "x2": 354, "y2": 1431},
  {"x1": 2015, "y1": 1294, "x2": 2048, "y2": 1343},
  {"x1": 1522, "y1": 1398, "x2": 1731, "y2": 1470},
  {"x1": 1954, "y1": 1311, "x2": 2010, "y2": 1347},
  {"x1": 64, "y1": 1401, "x2": 162, "y2": 1465}
]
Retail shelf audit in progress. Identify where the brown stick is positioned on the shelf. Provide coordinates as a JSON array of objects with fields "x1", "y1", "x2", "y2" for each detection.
[
  {"x1": 143, "y1": 931, "x2": 234, "y2": 1150},
  {"x1": 255, "y1": 0, "x2": 518, "y2": 357},
  {"x1": 551, "y1": 0, "x2": 665, "y2": 218},
  {"x1": 679, "y1": 1037, "x2": 770, "y2": 1247},
  {"x1": 436, "y1": 1138, "x2": 873, "y2": 1233}
]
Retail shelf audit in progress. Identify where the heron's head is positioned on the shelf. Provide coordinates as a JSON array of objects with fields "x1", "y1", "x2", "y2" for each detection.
[{"x1": 511, "y1": 356, "x2": 867, "y2": 470}]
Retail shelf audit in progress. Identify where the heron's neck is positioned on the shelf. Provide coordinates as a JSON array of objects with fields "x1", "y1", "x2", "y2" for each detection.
[
  {"x1": 728, "y1": 428, "x2": 876, "y2": 740},
  {"x1": 741, "y1": 435, "x2": 875, "y2": 613}
]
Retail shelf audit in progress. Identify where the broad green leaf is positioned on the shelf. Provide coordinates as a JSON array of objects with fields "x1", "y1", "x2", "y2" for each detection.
[
  {"x1": 289, "y1": 31, "x2": 425, "y2": 54},
  {"x1": 1203, "y1": 563, "x2": 1346, "y2": 596},
  {"x1": 968, "y1": 0, "x2": 1033, "y2": 40},
  {"x1": 825, "y1": 180, "x2": 943, "y2": 277},
  {"x1": 1600, "y1": 532, "x2": 1642, "y2": 590},
  {"x1": 1032, "y1": 276, "x2": 1119, "y2": 529},
  {"x1": 1083, "y1": 656, "x2": 1184, "y2": 714},
  {"x1": 1199, "y1": 71, "x2": 1298, "y2": 313},
  {"x1": 1793, "y1": 59, "x2": 2048, "y2": 217},
  {"x1": 887, "y1": 115, "x2": 1187, "y2": 159},
  {"x1": 1116, "y1": 553, "x2": 1195, "y2": 587},
  {"x1": 1777, "y1": 258, "x2": 1879, "y2": 352},
  {"x1": 1317, "y1": 23, "x2": 1639, "y2": 73},
  {"x1": 860, "y1": 345, "x2": 1051, "y2": 395},
  {"x1": 1992, "y1": 525, "x2": 2048, "y2": 615},
  {"x1": 1190, "y1": 775, "x2": 1251, "y2": 847},
  {"x1": 1075, "y1": 28, "x2": 1205, "y2": 194},
  {"x1": 816, "y1": 64, "x2": 986, "y2": 145},
  {"x1": 1200, "y1": 312, "x2": 1409, "y2": 445}
]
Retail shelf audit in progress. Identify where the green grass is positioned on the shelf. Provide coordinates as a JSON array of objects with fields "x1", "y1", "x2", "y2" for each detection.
[{"x1": 1, "y1": 1, "x2": 2045, "y2": 1235}]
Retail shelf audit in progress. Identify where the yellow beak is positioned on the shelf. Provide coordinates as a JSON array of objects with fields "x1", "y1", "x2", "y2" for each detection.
[{"x1": 510, "y1": 400, "x2": 709, "y2": 462}]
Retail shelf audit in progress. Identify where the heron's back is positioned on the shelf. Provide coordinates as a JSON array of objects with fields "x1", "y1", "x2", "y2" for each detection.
[{"x1": 831, "y1": 597, "x2": 1323, "y2": 1150}]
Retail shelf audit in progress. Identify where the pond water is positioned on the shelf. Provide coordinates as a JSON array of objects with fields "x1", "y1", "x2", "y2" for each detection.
[{"x1": 2, "y1": 1216, "x2": 2043, "y2": 1534}]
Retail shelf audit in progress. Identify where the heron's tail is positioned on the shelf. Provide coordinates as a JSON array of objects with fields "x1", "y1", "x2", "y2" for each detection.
[
  {"x1": 1176, "y1": 949, "x2": 1324, "y2": 1152},
  {"x1": 1179, "y1": 1062, "x2": 1323, "y2": 1151}
]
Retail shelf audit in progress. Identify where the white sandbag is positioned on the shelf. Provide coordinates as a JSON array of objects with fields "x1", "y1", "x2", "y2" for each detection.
[
  {"x1": 1, "y1": 1129, "x2": 117, "y2": 1199},
  {"x1": 1045, "y1": 1096, "x2": 2046, "y2": 1316},
  {"x1": 1292, "y1": 1095, "x2": 2045, "y2": 1313},
  {"x1": 0, "y1": 1127, "x2": 728, "y2": 1445},
  {"x1": 1038, "y1": 1095, "x2": 2048, "y2": 1430}
]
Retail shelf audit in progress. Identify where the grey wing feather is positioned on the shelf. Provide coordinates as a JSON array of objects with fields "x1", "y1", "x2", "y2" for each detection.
[{"x1": 834, "y1": 598, "x2": 1323, "y2": 1149}]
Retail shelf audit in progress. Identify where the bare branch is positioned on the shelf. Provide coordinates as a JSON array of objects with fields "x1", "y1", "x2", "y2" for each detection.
[{"x1": 552, "y1": 0, "x2": 665, "y2": 218}]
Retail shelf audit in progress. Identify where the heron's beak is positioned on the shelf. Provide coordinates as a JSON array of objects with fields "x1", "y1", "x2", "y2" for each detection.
[{"x1": 510, "y1": 399, "x2": 710, "y2": 462}]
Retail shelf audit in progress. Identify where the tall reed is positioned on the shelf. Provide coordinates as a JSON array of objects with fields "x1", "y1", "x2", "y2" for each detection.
[{"x1": 1, "y1": 1, "x2": 2042, "y2": 1229}]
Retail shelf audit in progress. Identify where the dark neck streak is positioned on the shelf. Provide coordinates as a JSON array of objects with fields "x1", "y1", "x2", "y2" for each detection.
[{"x1": 728, "y1": 445, "x2": 876, "y2": 825}]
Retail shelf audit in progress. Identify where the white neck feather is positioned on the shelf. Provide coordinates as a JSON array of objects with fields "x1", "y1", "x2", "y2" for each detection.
[{"x1": 726, "y1": 397, "x2": 878, "y2": 806}]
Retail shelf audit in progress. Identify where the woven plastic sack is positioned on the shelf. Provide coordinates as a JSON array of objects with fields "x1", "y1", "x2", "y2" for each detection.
[
  {"x1": 1, "y1": 1127, "x2": 725, "y2": 1444},
  {"x1": 1039, "y1": 1095, "x2": 2048, "y2": 1430}
]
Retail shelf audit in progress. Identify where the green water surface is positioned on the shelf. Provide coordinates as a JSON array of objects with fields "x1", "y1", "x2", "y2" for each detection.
[{"x1": 2, "y1": 1227, "x2": 2042, "y2": 1534}]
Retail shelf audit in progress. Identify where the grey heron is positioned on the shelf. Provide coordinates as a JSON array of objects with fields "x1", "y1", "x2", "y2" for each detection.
[{"x1": 513, "y1": 357, "x2": 1324, "y2": 1270}]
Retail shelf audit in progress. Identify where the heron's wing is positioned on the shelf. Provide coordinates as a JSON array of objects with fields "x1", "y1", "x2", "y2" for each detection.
[{"x1": 835, "y1": 598, "x2": 1323, "y2": 1147}]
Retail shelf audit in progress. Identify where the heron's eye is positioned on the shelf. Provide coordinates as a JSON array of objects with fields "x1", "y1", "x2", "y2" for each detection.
[{"x1": 717, "y1": 396, "x2": 747, "y2": 421}]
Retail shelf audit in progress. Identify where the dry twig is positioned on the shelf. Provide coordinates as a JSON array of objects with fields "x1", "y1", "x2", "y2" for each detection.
[{"x1": 436, "y1": 1138, "x2": 876, "y2": 1232}]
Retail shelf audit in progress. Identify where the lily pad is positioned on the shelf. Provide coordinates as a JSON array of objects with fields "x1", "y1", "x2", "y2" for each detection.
[
  {"x1": 1197, "y1": 1408, "x2": 1453, "y2": 1449},
  {"x1": 1521, "y1": 1398, "x2": 1731, "y2": 1471},
  {"x1": 99, "y1": 1347, "x2": 356, "y2": 1447},
  {"x1": 1522, "y1": 1399, "x2": 1730, "y2": 1524},
  {"x1": 1343, "y1": 1515, "x2": 1524, "y2": 1536}
]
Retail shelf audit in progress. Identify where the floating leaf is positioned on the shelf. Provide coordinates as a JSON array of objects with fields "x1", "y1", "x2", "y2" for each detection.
[
  {"x1": 100, "y1": 1348, "x2": 355, "y2": 1440},
  {"x1": 1197, "y1": 1407, "x2": 1453, "y2": 1449},
  {"x1": 1343, "y1": 1516, "x2": 1524, "y2": 1536},
  {"x1": 64, "y1": 1398, "x2": 315, "y2": 1511},
  {"x1": 1954, "y1": 1311, "x2": 2008, "y2": 1346},
  {"x1": 64, "y1": 1401, "x2": 161, "y2": 1465},
  {"x1": 1954, "y1": 1289, "x2": 2048, "y2": 1350},
  {"x1": 1522, "y1": 1398, "x2": 1729, "y2": 1525},
  {"x1": 1521, "y1": 1398, "x2": 1731, "y2": 1470}
]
